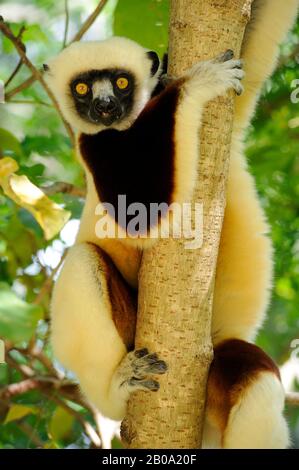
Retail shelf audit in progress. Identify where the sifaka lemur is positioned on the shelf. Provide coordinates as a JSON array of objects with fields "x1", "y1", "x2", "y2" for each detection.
[{"x1": 44, "y1": 0, "x2": 299, "y2": 448}]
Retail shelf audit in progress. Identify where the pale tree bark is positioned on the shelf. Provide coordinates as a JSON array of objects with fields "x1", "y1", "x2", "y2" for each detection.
[{"x1": 121, "y1": 0, "x2": 253, "y2": 449}]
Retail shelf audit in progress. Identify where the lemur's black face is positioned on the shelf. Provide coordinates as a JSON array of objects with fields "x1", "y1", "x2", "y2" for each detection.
[{"x1": 70, "y1": 69, "x2": 135, "y2": 127}]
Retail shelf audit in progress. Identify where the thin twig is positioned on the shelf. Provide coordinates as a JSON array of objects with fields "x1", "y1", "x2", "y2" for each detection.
[
  {"x1": 6, "y1": 99, "x2": 52, "y2": 107},
  {"x1": 29, "y1": 346, "x2": 64, "y2": 379},
  {"x1": 18, "y1": 420, "x2": 45, "y2": 448},
  {"x1": 4, "y1": 26, "x2": 26, "y2": 87},
  {"x1": 4, "y1": 351, "x2": 79, "y2": 397},
  {"x1": 70, "y1": 0, "x2": 109, "y2": 43},
  {"x1": 0, "y1": 17, "x2": 75, "y2": 145},
  {"x1": 277, "y1": 43, "x2": 299, "y2": 70},
  {"x1": 41, "y1": 182, "x2": 86, "y2": 197},
  {"x1": 33, "y1": 250, "x2": 67, "y2": 306},
  {"x1": 0, "y1": 378, "x2": 40, "y2": 399},
  {"x1": 27, "y1": 251, "x2": 68, "y2": 352},
  {"x1": 286, "y1": 392, "x2": 299, "y2": 406},
  {"x1": 5, "y1": 74, "x2": 36, "y2": 100},
  {"x1": 42, "y1": 390, "x2": 102, "y2": 448},
  {"x1": 5, "y1": 59, "x2": 23, "y2": 87},
  {"x1": 4, "y1": 1, "x2": 109, "y2": 101},
  {"x1": 86, "y1": 402, "x2": 106, "y2": 448},
  {"x1": 3, "y1": 347, "x2": 108, "y2": 447},
  {"x1": 5, "y1": 354, "x2": 35, "y2": 378},
  {"x1": 62, "y1": 0, "x2": 70, "y2": 48}
]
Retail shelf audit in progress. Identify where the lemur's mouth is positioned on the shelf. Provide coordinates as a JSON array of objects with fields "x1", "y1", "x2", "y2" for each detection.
[{"x1": 89, "y1": 98, "x2": 123, "y2": 126}]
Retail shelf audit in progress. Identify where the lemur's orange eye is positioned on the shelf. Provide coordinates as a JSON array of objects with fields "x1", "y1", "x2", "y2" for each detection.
[
  {"x1": 75, "y1": 83, "x2": 89, "y2": 95},
  {"x1": 116, "y1": 77, "x2": 129, "y2": 90}
]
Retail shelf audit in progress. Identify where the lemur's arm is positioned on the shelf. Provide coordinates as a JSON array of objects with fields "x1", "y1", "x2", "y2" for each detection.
[{"x1": 79, "y1": 51, "x2": 244, "y2": 241}]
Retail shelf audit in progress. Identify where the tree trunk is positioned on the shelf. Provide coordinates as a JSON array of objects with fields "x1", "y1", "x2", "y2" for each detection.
[{"x1": 121, "y1": 0, "x2": 253, "y2": 449}]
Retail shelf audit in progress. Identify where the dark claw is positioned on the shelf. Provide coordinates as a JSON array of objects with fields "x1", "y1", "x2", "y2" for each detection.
[
  {"x1": 145, "y1": 353, "x2": 159, "y2": 363},
  {"x1": 155, "y1": 360, "x2": 168, "y2": 373},
  {"x1": 141, "y1": 379, "x2": 160, "y2": 391},
  {"x1": 145, "y1": 360, "x2": 168, "y2": 374},
  {"x1": 134, "y1": 348, "x2": 149, "y2": 358},
  {"x1": 129, "y1": 378, "x2": 160, "y2": 391},
  {"x1": 223, "y1": 49, "x2": 234, "y2": 61}
]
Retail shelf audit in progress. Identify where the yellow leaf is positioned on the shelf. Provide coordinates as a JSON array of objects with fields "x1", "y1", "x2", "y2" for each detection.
[
  {"x1": 4, "y1": 404, "x2": 38, "y2": 424},
  {"x1": 0, "y1": 157, "x2": 19, "y2": 177},
  {"x1": 44, "y1": 441, "x2": 60, "y2": 449},
  {"x1": 0, "y1": 158, "x2": 71, "y2": 240},
  {"x1": 48, "y1": 406, "x2": 74, "y2": 442}
]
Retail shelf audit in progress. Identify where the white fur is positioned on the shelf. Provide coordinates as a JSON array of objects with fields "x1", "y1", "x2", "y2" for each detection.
[
  {"x1": 202, "y1": 372, "x2": 290, "y2": 449},
  {"x1": 213, "y1": 0, "x2": 299, "y2": 345},
  {"x1": 172, "y1": 57, "x2": 244, "y2": 208},
  {"x1": 51, "y1": 242, "x2": 141, "y2": 419},
  {"x1": 92, "y1": 80, "x2": 114, "y2": 100},
  {"x1": 223, "y1": 374, "x2": 289, "y2": 449},
  {"x1": 51, "y1": 243, "x2": 127, "y2": 419}
]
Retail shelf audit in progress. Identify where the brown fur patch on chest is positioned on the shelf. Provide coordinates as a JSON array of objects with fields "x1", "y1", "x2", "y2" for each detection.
[{"x1": 79, "y1": 83, "x2": 180, "y2": 233}]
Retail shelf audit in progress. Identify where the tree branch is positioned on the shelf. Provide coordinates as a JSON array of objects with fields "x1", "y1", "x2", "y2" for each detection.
[
  {"x1": 0, "y1": 379, "x2": 40, "y2": 399},
  {"x1": 69, "y1": 0, "x2": 109, "y2": 43},
  {"x1": 0, "y1": 17, "x2": 75, "y2": 145},
  {"x1": 6, "y1": 99, "x2": 52, "y2": 107},
  {"x1": 286, "y1": 392, "x2": 299, "y2": 406},
  {"x1": 41, "y1": 389, "x2": 102, "y2": 448},
  {"x1": 277, "y1": 43, "x2": 299, "y2": 70},
  {"x1": 41, "y1": 182, "x2": 86, "y2": 198},
  {"x1": 33, "y1": 250, "x2": 67, "y2": 306},
  {"x1": 62, "y1": 0, "x2": 70, "y2": 48},
  {"x1": 17, "y1": 420, "x2": 45, "y2": 448},
  {"x1": 122, "y1": 0, "x2": 254, "y2": 449},
  {"x1": 4, "y1": 26, "x2": 26, "y2": 87},
  {"x1": 5, "y1": 74, "x2": 36, "y2": 100},
  {"x1": 5, "y1": 59, "x2": 23, "y2": 88},
  {"x1": 3, "y1": 347, "x2": 106, "y2": 446},
  {"x1": 4, "y1": 0, "x2": 109, "y2": 100}
]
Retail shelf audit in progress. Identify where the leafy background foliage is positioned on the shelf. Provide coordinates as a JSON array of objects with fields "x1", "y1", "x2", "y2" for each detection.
[{"x1": 0, "y1": 0, "x2": 299, "y2": 449}]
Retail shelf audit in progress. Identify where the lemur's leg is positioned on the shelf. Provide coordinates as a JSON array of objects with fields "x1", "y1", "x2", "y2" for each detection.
[
  {"x1": 51, "y1": 242, "x2": 167, "y2": 420},
  {"x1": 212, "y1": 1, "x2": 298, "y2": 344},
  {"x1": 235, "y1": 0, "x2": 299, "y2": 128},
  {"x1": 202, "y1": 340, "x2": 289, "y2": 449},
  {"x1": 212, "y1": 139, "x2": 273, "y2": 344}
]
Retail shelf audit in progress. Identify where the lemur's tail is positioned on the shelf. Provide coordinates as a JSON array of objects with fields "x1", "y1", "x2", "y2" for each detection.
[{"x1": 235, "y1": 0, "x2": 299, "y2": 129}]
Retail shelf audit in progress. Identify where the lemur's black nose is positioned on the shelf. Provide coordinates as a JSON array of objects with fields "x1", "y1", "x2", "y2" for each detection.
[{"x1": 93, "y1": 97, "x2": 118, "y2": 115}]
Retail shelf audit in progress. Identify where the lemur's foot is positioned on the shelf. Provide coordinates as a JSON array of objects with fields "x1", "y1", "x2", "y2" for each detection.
[
  {"x1": 187, "y1": 49, "x2": 244, "y2": 99},
  {"x1": 116, "y1": 348, "x2": 168, "y2": 393}
]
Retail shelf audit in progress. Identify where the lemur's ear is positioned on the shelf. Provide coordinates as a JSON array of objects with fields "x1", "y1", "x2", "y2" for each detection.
[
  {"x1": 43, "y1": 63, "x2": 50, "y2": 72},
  {"x1": 146, "y1": 51, "x2": 160, "y2": 76}
]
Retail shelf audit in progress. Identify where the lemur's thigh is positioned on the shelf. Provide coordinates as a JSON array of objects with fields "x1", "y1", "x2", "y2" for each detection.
[
  {"x1": 212, "y1": 138, "x2": 273, "y2": 343},
  {"x1": 202, "y1": 340, "x2": 289, "y2": 449}
]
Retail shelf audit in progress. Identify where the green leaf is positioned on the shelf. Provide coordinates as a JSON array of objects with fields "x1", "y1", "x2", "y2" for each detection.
[
  {"x1": 22, "y1": 25, "x2": 48, "y2": 44},
  {"x1": 4, "y1": 404, "x2": 38, "y2": 424},
  {"x1": 114, "y1": 0, "x2": 169, "y2": 54},
  {"x1": 48, "y1": 407, "x2": 74, "y2": 442},
  {"x1": 0, "y1": 283, "x2": 43, "y2": 343},
  {"x1": 0, "y1": 129, "x2": 23, "y2": 158}
]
